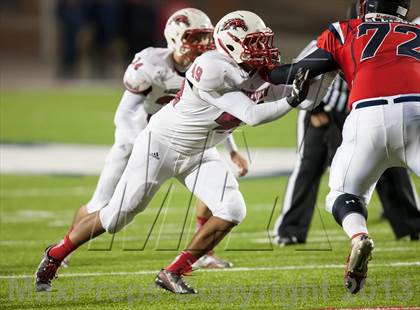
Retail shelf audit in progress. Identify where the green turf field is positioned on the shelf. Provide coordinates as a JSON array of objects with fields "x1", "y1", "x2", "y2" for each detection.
[
  {"x1": 0, "y1": 88, "x2": 419, "y2": 309},
  {"x1": 0, "y1": 89, "x2": 299, "y2": 147}
]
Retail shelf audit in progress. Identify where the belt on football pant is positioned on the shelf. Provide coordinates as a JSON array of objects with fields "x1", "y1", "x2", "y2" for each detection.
[{"x1": 354, "y1": 95, "x2": 420, "y2": 109}]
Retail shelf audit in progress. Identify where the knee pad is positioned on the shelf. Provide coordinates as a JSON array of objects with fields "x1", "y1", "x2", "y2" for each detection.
[
  {"x1": 229, "y1": 200, "x2": 247, "y2": 224},
  {"x1": 85, "y1": 200, "x2": 105, "y2": 214},
  {"x1": 99, "y1": 182, "x2": 155, "y2": 233},
  {"x1": 212, "y1": 191, "x2": 247, "y2": 224},
  {"x1": 100, "y1": 208, "x2": 136, "y2": 234},
  {"x1": 332, "y1": 193, "x2": 368, "y2": 226}
]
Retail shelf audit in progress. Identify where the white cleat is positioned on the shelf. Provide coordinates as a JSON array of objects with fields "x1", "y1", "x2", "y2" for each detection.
[
  {"x1": 192, "y1": 254, "x2": 233, "y2": 270},
  {"x1": 61, "y1": 255, "x2": 70, "y2": 268},
  {"x1": 344, "y1": 234, "x2": 374, "y2": 294}
]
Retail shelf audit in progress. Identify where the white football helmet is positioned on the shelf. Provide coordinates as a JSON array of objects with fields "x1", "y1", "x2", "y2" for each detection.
[
  {"x1": 413, "y1": 16, "x2": 420, "y2": 24},
  {"x1": 214, "y1": 11, "x2": 280, "y2": 69},
  {"x1": 164, "y1": 8, "x2": 214, "y2": 55}
]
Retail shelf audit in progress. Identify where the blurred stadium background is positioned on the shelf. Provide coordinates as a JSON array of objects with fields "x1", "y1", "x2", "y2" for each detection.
[{"x1": 2, "y1": 0, "x2": 418, "y2": 84}]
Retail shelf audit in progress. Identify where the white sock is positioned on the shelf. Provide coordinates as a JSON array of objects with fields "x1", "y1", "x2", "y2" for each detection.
[{"x1": 342, "y1": 213, "x2": 368, "y2": 239}]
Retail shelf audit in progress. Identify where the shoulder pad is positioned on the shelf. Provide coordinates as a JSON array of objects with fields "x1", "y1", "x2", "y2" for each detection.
[
  {"x1": 123, "y1": 64, "x2": 151, "y2": 94},
  {"x1": 296, "y1": 40, "x2": 318, "y2": 61},
  {"x1": 186, "y1": 52, "x2": 238, "y2": 91},
  {"x1": 123, "y1": 49, "x2": 157, "y2": 93},
  {"x1": 317, "y1": 20, "x2": 351, "y2": 54},
  {"x1": 328, "y1": 22, "x2": 346, "y2": 45},
  {"x1": 327, "y1": 20, "x2": 357, "y2": 45}
]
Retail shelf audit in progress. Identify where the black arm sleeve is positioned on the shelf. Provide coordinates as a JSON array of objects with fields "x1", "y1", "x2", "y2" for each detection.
[{"x1": 268, "y1": 48, "x2": 338, "y2": 85}]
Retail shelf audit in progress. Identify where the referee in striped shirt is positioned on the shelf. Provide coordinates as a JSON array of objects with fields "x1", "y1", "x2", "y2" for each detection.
[{"x1": 272, "y1": 57, "x2": 420, "y2": 245}]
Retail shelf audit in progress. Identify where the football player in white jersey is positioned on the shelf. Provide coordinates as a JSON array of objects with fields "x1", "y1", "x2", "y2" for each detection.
[
  {"x1": 61, "y1": 8, "x2": 246, "y2": 269},
  {"x1": 36, "y1": 10, "x2": 327, "y2": 294}
]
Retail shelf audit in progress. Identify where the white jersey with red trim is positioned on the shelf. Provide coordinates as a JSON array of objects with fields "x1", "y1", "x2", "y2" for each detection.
[
  {"x1": 147, "y1": 50, "x2": 293, "y2": 155},
  {"x1": 86, "y1": 48, "x2": 244, "y2": 214},
  {"x1": 116, "y1": 47, "x2": 185, "y2": 131}
]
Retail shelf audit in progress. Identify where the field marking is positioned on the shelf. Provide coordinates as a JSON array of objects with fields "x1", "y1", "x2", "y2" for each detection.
[
  {"x1": 0, "y1": 144, "x2": 296, "y2": 177},
  {"x1": 1, "y1": 261, "x2": 419, "y2": 280},
  {"x1": 0, "y1": 184, "x2": 199, "y2": 198},
  {"x1": 0, "y1": 187, "x2": 92, "y2": 197}
]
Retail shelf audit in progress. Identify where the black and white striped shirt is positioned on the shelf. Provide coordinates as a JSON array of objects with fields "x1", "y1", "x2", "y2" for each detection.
[{"x1": 322, "y1": 76, "x2": 349, "y2": 114}]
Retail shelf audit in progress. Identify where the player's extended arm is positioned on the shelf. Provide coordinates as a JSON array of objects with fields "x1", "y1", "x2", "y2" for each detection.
[
  {"x1": 201, "y1": 69, "x2": 311, "y2": 126},
  {"x1": 199, "y1": 89, "x2": 290, "y2": 127},
  {"x1": 199, "y1": 69, "x2": 310, "y2": 126},
  {"x1": 268, "y1": 48, "x2": 338, "y2": 85},
  {"x1": 113, "y1": 90, "x2": 148, "y2": 127}
]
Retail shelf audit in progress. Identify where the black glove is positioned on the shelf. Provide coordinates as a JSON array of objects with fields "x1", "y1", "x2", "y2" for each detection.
[{"x1": 286, "y1": 68, "x2": 310, "y2": 107}]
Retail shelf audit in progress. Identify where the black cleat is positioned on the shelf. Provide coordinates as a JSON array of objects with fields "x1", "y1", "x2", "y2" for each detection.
[
  {"x1": 344, "y1": 234, "x2": 374, "y2": 294},
  {"x1": 410, "y1": 232, "x2": 419, "y2": 241},
  {"x1": 155, "y1": 269, "x2": 197, "y2": 294},
  {"x1": 35, "y1": 246, "x2": 60, "y2": 292}
]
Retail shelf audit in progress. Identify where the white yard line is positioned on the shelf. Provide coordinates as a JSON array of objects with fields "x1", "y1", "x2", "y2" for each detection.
[
  {"x1": 0, "y1": 183, "x2": 198, "y2": 198},
  {"x1": 1, "y1": 261, "x2": 419, "y2": 279},
  {"x1": 0, "y1": 187, "x2": 92, "y2": 197},
  {"x1": 0, "y1": 144, "x2": 296, "y2": 178}
]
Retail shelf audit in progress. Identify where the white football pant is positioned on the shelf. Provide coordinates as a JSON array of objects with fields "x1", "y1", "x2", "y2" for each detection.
[
  {"x1": 99, "y1": 130, "x2": 246, "y2": 233},
  {"x1": 326, "y1": 97, "x2": 420, "y2": 211}
]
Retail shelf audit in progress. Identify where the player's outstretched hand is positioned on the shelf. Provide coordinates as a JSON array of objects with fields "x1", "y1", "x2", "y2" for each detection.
[
  {"x1": 286, "y1": 68, "x2": 310, "y2": 107},
  {"x1": 230, "y1": 151, "x2": 249, "y2": 177}
]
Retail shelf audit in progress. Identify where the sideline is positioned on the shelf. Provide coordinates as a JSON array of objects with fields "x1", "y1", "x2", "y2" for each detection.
[{"x1": 1, "y1": 261, "x2": 419, "y2": 279}]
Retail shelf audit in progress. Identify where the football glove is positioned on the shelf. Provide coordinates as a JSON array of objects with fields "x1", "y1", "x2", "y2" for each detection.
[{"x1": 286, "y1": 68, "x2": 310, "y2": 107}]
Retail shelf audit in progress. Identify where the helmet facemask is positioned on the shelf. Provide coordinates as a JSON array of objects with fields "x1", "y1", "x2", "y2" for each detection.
[
  {"x1": 180, "y1": 29, "x2": 215, "y2": 55},
  {"x1": 164, "y1": 8, "x2": 214, "y2": 58},
  {"x1": 239, "y1": 30, "x2": 280, "y2": 69},
  {"x1": 214, "y1": 11, "x2": 280, "y2": 70}
]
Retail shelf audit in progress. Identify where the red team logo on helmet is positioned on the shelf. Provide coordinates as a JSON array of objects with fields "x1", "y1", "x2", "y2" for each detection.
[
  {"x1": 172, "y1": 15, "x2": 191, "y2": 27},
  {"x1": 220, "y1": 18, "x2": 248, "y2": 32}
]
